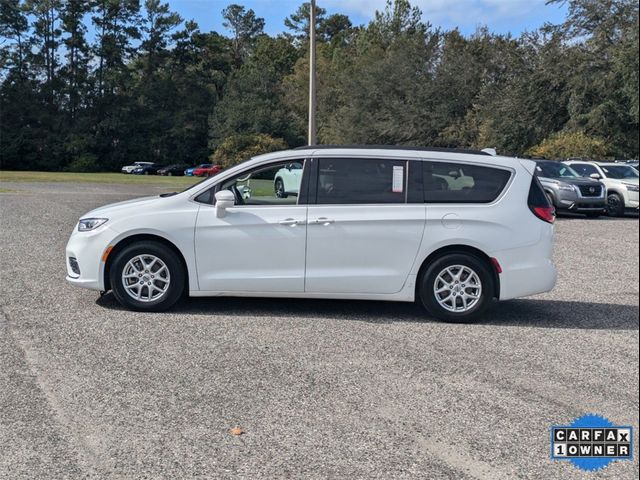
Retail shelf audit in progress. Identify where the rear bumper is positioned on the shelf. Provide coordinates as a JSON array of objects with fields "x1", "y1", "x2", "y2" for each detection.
[
  {"x1": 498, "y1": 259, "x2": 557, "y2": 300},
  {"x1": 492, "y1": 226, "x2": 557, "y2": 300}
]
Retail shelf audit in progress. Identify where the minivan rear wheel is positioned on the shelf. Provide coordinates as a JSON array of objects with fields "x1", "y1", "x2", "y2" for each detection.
[
  {"x1": 110, "y1": 241, "x2": 185, "y2": 311},
  {"x1": 418, "y1": 254, "x2": 494, "y2": 323}
]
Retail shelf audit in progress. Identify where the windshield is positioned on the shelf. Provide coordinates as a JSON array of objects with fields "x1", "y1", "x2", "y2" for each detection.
[
  {"x1": 536, "y1": 162, "x2": 580, "y2": 179},
  {"x1": 600, "y1": 165, "x2": 639, "y2": 180}
]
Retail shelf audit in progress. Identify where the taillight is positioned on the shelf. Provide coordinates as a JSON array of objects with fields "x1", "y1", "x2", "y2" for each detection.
[
  {"x1": 528, "y1": 177, "x2": 556, "y2": 224},
  {"x1": 532, "y1": 206, "x2": 556, "y2": 224}
]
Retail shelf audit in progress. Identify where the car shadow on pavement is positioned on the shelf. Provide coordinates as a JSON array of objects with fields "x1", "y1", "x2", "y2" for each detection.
[{"x1": 96, "y1": 294, "x2": 638, "y2": 331}]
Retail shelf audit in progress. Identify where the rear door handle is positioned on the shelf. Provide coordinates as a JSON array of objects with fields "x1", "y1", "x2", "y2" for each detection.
[
  {"x1": 279, "y1": 218, "x2": 302, "y2": 226},
  {"x1": 314, "y1": 217, "x2": 334, "y2": 225}
]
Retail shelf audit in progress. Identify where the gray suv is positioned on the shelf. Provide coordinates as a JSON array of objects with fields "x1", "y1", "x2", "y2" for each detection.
[{"x1": 534, "y1": 160, "x2": 606, "y2": 218}]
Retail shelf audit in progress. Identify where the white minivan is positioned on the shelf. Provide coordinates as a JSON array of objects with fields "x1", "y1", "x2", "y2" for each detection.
[{"x1": 66, "y1": 146, "x2": 557, "y2": 322}]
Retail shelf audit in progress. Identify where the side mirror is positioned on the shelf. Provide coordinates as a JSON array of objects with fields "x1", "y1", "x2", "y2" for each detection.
[
  {"x1": 215, "y1": 190, "x2": 235, "y2": 218},
  {"x1": 590, "y1": 173, "x2": 602, "y2": 180}
]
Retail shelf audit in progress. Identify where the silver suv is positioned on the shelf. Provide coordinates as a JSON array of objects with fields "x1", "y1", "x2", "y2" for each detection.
[{"x1": 534, "y1": 161, "x2": 606, "y2": 218}]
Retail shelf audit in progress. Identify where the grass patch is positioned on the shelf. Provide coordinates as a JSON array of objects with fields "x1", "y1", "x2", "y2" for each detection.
[
  {"x1": 0, "y1": 187, "x2": 16, "y2": 193},
  {"x1": 0, "y1": 170, "x2": 202, "y2": 186}
]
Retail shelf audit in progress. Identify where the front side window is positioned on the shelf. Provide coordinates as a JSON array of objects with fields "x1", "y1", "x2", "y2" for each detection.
[
  {"x1": 570, "y1": 163, "x2": 598, "y2": 177},
  {"x1": 316, "y1": 158, "x2": 407, "y2": 204},
  {"x1": 196, "y1": 160, "x2": 306, "y2": 206},
  {"x1": 423, "y1": 161, "x2": 511, "y2": 203}
]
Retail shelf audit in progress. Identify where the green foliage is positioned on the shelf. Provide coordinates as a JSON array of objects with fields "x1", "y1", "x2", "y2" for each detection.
[
  {"x1": 222, "y1": 4, "x2": 264, "y2": 67},
  {"x1": 210, "y1": 133, "x2": 287, "y2": 168},
  {"x1": 527, "y1": 131, "x2": 610, "y2": 159},
  {"x1": 0, "y1": 0, "x2": 638, "y2": 172}
]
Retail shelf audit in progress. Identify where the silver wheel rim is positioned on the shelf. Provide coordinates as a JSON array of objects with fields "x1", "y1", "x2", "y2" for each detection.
[
  {"x1": 433, "y1": 265, "x2": 482, "y2": 313},
  {"x1": 121, "y1": 254, "x2": 171, "y2": 302},
  {"x1": 275, "y1": 180, "x2": 284, "y2": 197}
]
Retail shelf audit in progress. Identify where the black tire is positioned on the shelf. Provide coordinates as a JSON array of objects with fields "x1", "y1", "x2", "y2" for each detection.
[
  {"x1": 607, "y1": 193, "x2": 625, "y2": 217},
  {"x1": 275, "y1": 178, "x2": 287, "y2": 198},
  {"x1": 418, "y1": 253, "x2": 495, "y2": 323},
  {"x1": 109, "y1": 241, "x2": 185, "y2": 312}
]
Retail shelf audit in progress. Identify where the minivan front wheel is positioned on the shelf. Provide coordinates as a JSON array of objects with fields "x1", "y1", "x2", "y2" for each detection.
[
  {"x1": 419, "y1": 254, "x2": 494, "y2": 323},
  {"x1": 109, "y1": 241, "x2": 185, "y2": 311}
]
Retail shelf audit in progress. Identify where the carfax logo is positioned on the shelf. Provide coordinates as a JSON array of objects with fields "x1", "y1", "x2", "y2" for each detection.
[{"x1": 551, "y1": 414, "x2": 634, "y2": 471}]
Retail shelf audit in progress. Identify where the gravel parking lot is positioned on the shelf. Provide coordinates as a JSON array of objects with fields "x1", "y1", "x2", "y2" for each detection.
[{"x1": 1, "y1": 182, "x2": 638, "y2": 479}]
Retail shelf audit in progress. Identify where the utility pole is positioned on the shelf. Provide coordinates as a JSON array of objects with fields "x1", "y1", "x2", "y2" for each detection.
[{"x1": 308, "y1": 0, "x2": 317, "y2": 145}]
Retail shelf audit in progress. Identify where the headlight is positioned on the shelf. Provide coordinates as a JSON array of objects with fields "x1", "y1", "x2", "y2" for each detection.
[
  {"x1": 557, "y1": 184, "x2": 575, "y2": 192},
  {"x1": 78, "y1": 218, "x2": 108, "y2": 231},
  {"x1": 623, "y1": 183, "x2": 639, "y2": 192}
]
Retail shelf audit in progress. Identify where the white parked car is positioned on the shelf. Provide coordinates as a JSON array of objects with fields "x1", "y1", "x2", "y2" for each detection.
[
  {"x1": 66, "y1": 146, "x2": 557, "y2": 322},
  {"x1": 564, "y1": 160, "x2": 639, "y2": 216},
  {"x1": 121, "y1": 161, "x2": 154, "y2": 174},
  {"x1": 274, "y1": 162, "x2": 304, "y2": 198}
]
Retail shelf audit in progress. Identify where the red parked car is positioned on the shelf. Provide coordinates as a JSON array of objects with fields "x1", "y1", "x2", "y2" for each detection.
[{"x1": 193, "y1": 164, "x2": 223, "y2": 177}]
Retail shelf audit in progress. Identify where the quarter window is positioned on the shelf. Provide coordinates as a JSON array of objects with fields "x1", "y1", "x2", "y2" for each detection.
[
  {"x1": 316, "y1": 158, "x2": 407, "y2": 204},
  {"x1": 423, "y1": 161, "x2": 511, "y2": 203}
]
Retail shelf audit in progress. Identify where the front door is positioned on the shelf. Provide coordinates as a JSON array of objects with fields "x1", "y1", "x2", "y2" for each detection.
[{"x1": 194, "y1": 160, "x2": 308, "y2": 293}]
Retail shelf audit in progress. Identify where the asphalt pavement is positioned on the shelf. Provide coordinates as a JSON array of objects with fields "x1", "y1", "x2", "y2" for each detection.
[{"x1": 0, "y1": 182, "x2": 638, "y2": 479}]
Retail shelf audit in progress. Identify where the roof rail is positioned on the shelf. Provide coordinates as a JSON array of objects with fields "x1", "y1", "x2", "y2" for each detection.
[{"x1": 292, "y1": 144, "x2": 490, "y2": 156}]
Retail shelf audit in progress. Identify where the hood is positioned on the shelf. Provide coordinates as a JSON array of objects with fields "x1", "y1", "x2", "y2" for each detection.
[
  {"x1": 556, "y1": 177, "x2": 605, "y2": 187},
  {"x1": 537, "y1": 176, "x2": 601, "y2": 187},
  {"x1": 81, "y1": 196, "x2": 160, "y2": 219},
  {"x1": 619, "y1": 178, "x2": 639, "y2": 185}
]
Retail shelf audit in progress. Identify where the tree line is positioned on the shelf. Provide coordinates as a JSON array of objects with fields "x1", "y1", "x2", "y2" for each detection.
[{"x1": 1, "y1": 0, "x2": 638, "y2": 172}]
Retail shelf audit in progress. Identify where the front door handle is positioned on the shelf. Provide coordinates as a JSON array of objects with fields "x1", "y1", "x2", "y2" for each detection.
[
  {"x1": 279, "y1": 218, "x2": 302, "y2": 226},
  {"x1": 314, "y1": 217, "x2": 334, "y2": 225}
]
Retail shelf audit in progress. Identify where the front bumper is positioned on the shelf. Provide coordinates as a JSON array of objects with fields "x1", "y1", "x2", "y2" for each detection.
[
  {"x1": 65, "y1": 225, "x2": 117, "y2": 291},
  {"x1": 569, "y1": 196, "x2": 607, "y2": 213},
  {"x1": 555, "y1": 187, "x2": 606, "y2": 213}
]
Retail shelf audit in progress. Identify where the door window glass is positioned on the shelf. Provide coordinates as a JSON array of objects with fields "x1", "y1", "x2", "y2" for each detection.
[
  {"x1": 316, "y1": 158, "x2": 406, "y2": 204},
  {"x1": 220, "y1": 161, "x2": 305, "y2": 206},
  {"x1": 194, "y1": 160, "x2": 305, "y2": 205}
]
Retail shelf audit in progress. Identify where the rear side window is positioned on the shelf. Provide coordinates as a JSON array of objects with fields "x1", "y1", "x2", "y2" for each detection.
[
  {"x1": 423, "y1": 161, "x2": 511, "y2": 203},
  {"x1": 316, "y1": 158, "x2": 406, "y2": 204}
]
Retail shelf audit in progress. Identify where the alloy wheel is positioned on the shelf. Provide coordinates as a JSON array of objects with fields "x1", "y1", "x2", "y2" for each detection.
[
  {"x1": 433, "y1": 265, "x2": 482, "y2": 313},
  {"x1": 121, "y1": 254, "x2": 171, "y2": 302}
]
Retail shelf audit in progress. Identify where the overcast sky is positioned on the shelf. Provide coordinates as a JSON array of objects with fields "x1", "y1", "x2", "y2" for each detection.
[{"x1": 168, "y1": 0, "x2": 568, "y2": 36}]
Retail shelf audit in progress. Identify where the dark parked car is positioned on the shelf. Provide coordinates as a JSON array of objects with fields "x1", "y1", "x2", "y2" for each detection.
[
  {"x1": 157, "y1": 164, "x2": 188, "y2": 176},
  {"x1": 132, "y1": 163, "x2": 161, "y2": 175},
  {"x1": 534, "y1": 160, "x2": 606, "y2": 218}
]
